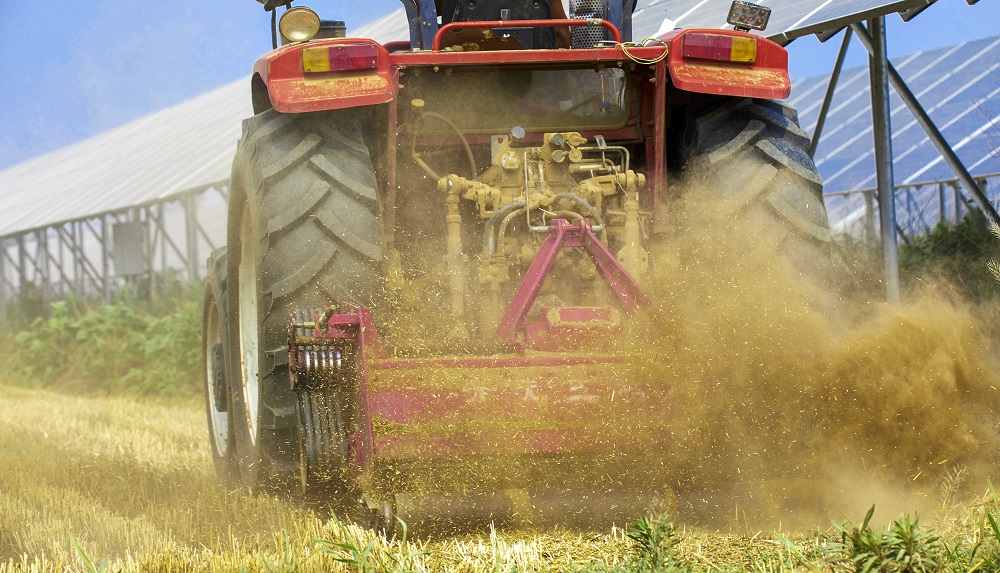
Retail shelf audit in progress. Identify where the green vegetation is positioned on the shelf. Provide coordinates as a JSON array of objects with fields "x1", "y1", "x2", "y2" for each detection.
[
  {"x1": 899, "y1": 210, "x2": 1000, "y2": 301},
  {"x1": 0, "y1": 285, "x2": 201, "y2": 398}
]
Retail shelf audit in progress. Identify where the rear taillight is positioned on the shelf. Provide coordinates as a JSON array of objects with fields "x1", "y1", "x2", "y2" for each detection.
[
  {"x1": 302, "y1": 44, "x2": 378, "y2": 73},
  {"x1": 682, "y1": 33, "x2": 757, "y2": 63}
]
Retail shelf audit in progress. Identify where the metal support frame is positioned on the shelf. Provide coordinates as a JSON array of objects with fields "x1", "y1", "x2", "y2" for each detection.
[
  {"x1": 0, "y1": 183, "x2": 228, "y2": 319},
  {"x1": 850, "y1": 22, "x2": 1000, "y2": 229},
  {"x1": 824, "y1": 172, "x2": 999, "y2": 239},
  {"x1": 185, "y1": 194, "x2": 202, "y2": 281},
  {"x1": 856, "y1": 18, "x2": 900, "y2": 303},
  {"x1": 810, "y1": 27, "x2": 853, "y2": 157}
]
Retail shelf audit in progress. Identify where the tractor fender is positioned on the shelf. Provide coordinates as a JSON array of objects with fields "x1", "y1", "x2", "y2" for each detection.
[
  {"x1": 252, "y1": 39, "x2": 394, "y2": 113},
  {"x1": 661, "y1": 29, "x2": 791, "y2": 100}
]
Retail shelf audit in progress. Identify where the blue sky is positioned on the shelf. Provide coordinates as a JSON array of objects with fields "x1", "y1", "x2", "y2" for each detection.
[{"x1": 0, "y1": 0, "x2": 997, "y2": 171}]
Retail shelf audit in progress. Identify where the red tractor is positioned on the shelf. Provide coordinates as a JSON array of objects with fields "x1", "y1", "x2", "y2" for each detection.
[{"x1": 203, "y1": 0, "x2": 831, "y2": 533}]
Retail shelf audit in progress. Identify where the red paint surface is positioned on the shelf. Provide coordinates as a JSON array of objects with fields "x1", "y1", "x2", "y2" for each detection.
[
  {"x1": 663, "y1": 28, "x2": 790, "y2": 99},
  {"x1": 432, "y1": 19, "x2": 621, "y2": 51}
]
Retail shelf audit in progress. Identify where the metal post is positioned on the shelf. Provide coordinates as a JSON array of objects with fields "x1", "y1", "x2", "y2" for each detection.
[
  {"x1": 158, "y1": 204, "x2": 169, "y2": 275},
  {"x1": 143, "y1": 207, "x2": 155, "y2": 299},
  {"x1": 184, "y1": 193, "x2": 199, "y2": 282},
  {"x1": 76, "y1": 222, "x2": 86, "y2": 298},
  {"x1": 862, "y1": 18, "x2": 900, "y2": 303},
  {"x1": 810, "y1": 27, "x2": 853, "y2": 157},
  {"x1": 953, "y1": 183, "x2": 962, "y2": 223},
  {"x1": 57, "y1": 225, "x2": 66, "y2": 297},
  {"x1": 38, "y1": 231, "x2": 50, "y2": 301},
  {"x1": 17, "y1": 235, "x2": 27, "y2": 307},
  {"x1": 863, "y1": 190, "x2": 876, "y2": 244},
  {"x1": 101, "y1": 215, "x2": 112, "y2": 304},
  {"x1": 851, "y1": 22, "x2": 1000, "y2": 229},
  {"x1": 0, "y1": 240, "x2": 6, "y2": 322},
  {"x1": 937, "y1": 182, "x2": 946, "y2": 225}
]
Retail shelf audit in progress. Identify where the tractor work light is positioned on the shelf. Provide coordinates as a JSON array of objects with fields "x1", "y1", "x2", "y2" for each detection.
[
  {"x1": 279, "y1": 6, "x2": 321, "y2": 43},
  {"x1": 726, "y1": 1, "x2": 771, "y2": 32},
  {"x1": 682, "y1": 32, "x2": 757, "y2": 63},
  {"x1": 301, "y1": 43, "x2": 379, "y2": 73}
]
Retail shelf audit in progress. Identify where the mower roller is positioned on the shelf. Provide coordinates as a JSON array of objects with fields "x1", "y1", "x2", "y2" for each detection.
[{"x1": 203, "y1": 0, "x2": 832, "y2": 533}]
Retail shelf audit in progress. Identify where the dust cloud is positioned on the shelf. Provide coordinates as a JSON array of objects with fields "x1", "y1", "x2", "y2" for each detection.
[{"x1": 617, "y1": 159, "x2": 1000, "y2": 530}]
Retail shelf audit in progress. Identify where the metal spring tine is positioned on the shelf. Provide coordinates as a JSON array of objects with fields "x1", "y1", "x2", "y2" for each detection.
[
  {"x1": 305, "y1": 348, "x2": 311, "y2": 373},
  {"x1": 336, "y1": 348, "x2": 343, "y2": 369}
]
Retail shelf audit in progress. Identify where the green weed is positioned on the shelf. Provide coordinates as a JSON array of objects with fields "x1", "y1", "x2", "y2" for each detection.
[
  {"x1": 625, "y1": 514, "x2": 690, "y2": 573},
  {"x1": 315, "y1": 516, "x2": 424, "y2": 573},
  {"x1": 69, "y1": 534, "x2": 119, "y2": 573},
  {"x1": 826, "y1": 506, "x2": 942, "y2": 573},
  {"x1": 1, "y1": 286, "x2": 200, "y2": 398},
  {"x1": 900, "y1": 209, "x2": 999, "y2": 301}
]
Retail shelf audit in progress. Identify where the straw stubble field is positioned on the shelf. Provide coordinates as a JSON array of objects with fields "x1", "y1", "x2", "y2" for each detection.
[{"x1": 3, "y1": 379, "x2": 1000, "y2": 572}]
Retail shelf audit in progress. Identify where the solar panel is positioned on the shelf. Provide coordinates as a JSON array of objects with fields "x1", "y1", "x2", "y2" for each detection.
[
  {"x1": 791, "y1": 34, "x2": 1000, "y2": 235},
  {"x1": 789, "y1": 36, "x2": 1000, "y2": 191},
  {"x1": 632, "y1": 0, "x2": 936, "y2": 44}
]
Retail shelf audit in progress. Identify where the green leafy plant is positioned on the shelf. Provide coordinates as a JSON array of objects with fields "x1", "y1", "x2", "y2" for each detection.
[
  {"x1": 626, "y1": 514, "x2": 690, "y2": 573},
  {"x1": 1, "y1": 285, "x2": 201, "y2": 397},
  {"x1": 899, "y1": 209, "x2": 998, "y2": 300},
  {"x1": 826, "y1": 506, "x2": 942, "y2": 573},
  {"x1": 315, "y1": 516, "x2": 424, "y2": 573},
  {"x1": 69, "y1": 533, "x2": 119, "y2": 573},
  {"x1": 774, "y1": 532, "x2": 822, "y2": 572}
]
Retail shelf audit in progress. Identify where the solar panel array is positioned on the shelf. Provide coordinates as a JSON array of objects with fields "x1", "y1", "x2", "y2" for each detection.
[
  {"x1": 1, "y1": 1, "x2": 996, "y2": 239},
  {"x1": 790, "y1": 33, "x2": 1000, "y2": 236}
]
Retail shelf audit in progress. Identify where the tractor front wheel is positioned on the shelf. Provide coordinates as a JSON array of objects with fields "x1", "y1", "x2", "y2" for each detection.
[{"x1": 203, "y1": 248, "x2": 238, "y2": 483}]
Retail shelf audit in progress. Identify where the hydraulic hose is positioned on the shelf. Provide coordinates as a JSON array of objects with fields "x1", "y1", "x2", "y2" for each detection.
[
  {"x1": 551, "y1": 193, "x2": 607, "y2": 243},
  {"x1": 411, "y1": 111, "x2": 478, "y2": 181},
  {"x1": 484, "y1": 201, "x2": 526, "y2": 254}
]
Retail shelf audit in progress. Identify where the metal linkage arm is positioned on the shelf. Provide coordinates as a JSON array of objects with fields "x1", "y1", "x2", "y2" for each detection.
[{"x1": 495, "y1": 219, "x2": 651, "y2": 340}]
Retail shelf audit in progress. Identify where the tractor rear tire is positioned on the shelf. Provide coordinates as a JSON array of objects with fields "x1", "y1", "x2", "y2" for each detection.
[
  {"x1": 228, "y1": 108, "x2": 385, "y2": 491},
  {"x1": 680, "y1": 97, "x2": 832, "y2": 287},
  {"x1": 204, "y1": 248, "x2": 238, "y2": 483},
  {"x1": 298, "y1": 382, "x2": 350, "y2": 494}
]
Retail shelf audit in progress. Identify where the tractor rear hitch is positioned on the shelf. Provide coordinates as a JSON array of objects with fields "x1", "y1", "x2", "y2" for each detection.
[{"x1": 495, "y1": 218, "x2": 652, "y2": 340}]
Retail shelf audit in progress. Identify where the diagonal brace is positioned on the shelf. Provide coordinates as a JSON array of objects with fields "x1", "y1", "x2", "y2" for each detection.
[{"x1": 850, "y1": 22, "x2": 1000, "y2": 228}]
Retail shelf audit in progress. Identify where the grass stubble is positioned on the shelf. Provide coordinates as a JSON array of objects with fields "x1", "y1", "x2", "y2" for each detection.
[{"x1": 4, "y1": 161, "x2": 1000, "y2": 571}]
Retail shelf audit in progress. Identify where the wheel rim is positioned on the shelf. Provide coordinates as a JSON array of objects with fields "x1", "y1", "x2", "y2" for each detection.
[
  {"x1": 239, "y1": 207, "x2": 260, "y2": 447},
  {"x1": 205, "y1": 297, "x2": 230, "y2": 455}
]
